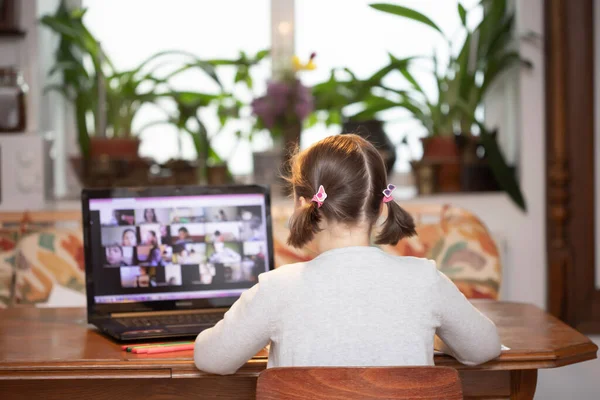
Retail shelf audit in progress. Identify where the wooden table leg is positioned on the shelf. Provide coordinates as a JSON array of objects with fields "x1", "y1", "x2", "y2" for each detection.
[{"x1": 510, "y1": 370, "x2": 538, "y2": 400}]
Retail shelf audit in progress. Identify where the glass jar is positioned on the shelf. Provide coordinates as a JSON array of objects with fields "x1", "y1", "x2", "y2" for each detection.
[{"x1": 0, "y1": 67, "x2": 28, "y2": 133}]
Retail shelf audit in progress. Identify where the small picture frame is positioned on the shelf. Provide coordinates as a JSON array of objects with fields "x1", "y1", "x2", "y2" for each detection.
[{"x1": 0, "y1": 0, "x2": 18, "y2": 31}]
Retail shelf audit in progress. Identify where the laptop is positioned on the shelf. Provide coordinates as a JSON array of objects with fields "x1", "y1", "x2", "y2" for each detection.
[{"x1": 82, "y1": 185, "x2": 274, "y2": 341}]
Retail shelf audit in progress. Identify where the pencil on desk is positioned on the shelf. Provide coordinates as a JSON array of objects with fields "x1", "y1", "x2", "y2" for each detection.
[
  {"x1": 123, "y1": 341, "x2": 193, "y2": 352},
  {"x1": 133, "y1": 343, "x2": 195, "y2": 354}
]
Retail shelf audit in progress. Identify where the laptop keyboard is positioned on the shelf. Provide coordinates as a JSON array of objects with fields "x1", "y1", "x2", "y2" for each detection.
[{"x1": 115, "y1": 312, "x2": 225, "y2": 328}]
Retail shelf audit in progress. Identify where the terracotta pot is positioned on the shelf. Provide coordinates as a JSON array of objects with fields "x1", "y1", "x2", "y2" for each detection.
[
  {"x1": 207, "y1": 164, "x2": 230, "y2": 186},
  {"x1": 89, "y1": 137, "x2": 140, "y2": 159},
  {"x1": 436, "y1": 163, "x2": 462, "y2": 192},
  {"x1": 342, "y1": 119, "x2": 396, "y2": 174},
  {"x1": 411, "y1": 160, "x2": 461, "y2": 195},
  {"x1": 421, "y1": 136, "x2": 459, "y2": 161}
]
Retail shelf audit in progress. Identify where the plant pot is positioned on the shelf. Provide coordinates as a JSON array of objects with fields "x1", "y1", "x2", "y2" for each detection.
[
  {"x1": 460, "y1": 162, "x2": 516, "y2": 192},
  {"x1": 437, "y1": 162, "x2": 462, "y2": 192},
  {"x1": 411, "y1": 161, "x2": 435, "y2": 195},
  {"x1": 421, "y1": 136, "x2": 459, "y2": 161},
  {"x1": 410, "y1": 160, "x2": 462, "y2": 195},
  {"x1": 162, "y1": 159, "x2": 200, "y2": 185},
  {"x1": 70, "y1": 156, "x2": 150, "y2": 188},
  {"x1": 253, "y1": 150, "x2": 284, "y2": 186},
  {"x1": 206, "y1": 164, "x2": 230, "y2": 186},
  {"x1": 89, "y1": 137, "x2": 140, "y2": 159},
  {"x1": 342, "y1": 119, "x2": 396, "y2": 174}
]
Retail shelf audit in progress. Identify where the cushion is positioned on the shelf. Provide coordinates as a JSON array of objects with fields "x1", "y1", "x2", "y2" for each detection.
[
  {"x1": 13, "y1": 229, "x2": 86, "y2": 305},
  {"x1": 0, "y1": 249, "x2": 16, "y2": 308}
]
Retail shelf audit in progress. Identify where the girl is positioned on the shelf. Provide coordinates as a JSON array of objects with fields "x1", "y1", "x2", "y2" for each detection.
[
  {"x1": 143, "y1": 230, "x2": 159, "y2": 246},
  {"x1": 194, "y1": 135, "x2": 500, "y2": 375},
  {"x1": 144, "y1": 208, "x2": 158, "y2": 223},
  {"x1": 105, "y1": 245, "x2": 126, "y2": 267},
  {"x1": 122, "y1": 229, "x2": 137, "y2": 247}
]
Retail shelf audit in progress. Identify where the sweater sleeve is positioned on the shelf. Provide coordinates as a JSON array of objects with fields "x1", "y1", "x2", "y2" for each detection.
[
  {"x1": 434, "y1": 267, "x2": 501, "y2": 365},
  {"x1": 194, "y1": 274, "x2": 273, "y2": 375}
]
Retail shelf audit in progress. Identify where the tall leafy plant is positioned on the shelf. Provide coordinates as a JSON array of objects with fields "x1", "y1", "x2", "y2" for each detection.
[
  {"x1": 369, "y1": 0, "x2": 530, "y2": 210},
  {"x1": 307, "y1": 56, "x2": 413, "y2": 128},
  {"x1": 139, "y1": 49, "x2": 269, "y2": 177},
  {"x1": 41, "y1": 2, "x2": 224, "y2": 160},
  {"x1": 40, "y1": 2, "x2": 104, "y2": 158}
]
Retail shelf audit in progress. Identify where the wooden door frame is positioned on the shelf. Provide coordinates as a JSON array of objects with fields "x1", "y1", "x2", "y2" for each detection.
[{"x1": 545, "y1": 0, "x2": 600, "y2": 333}]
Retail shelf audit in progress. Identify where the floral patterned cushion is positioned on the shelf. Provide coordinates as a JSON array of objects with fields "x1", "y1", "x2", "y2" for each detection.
[
  {"x1": 0, "y1": 249, "x2": 16, "y2": 308},
  {"x1": 13, "y1": 230, "x2": 85, "y2": 305},
  {"x1": 0, "y1": 223, "x2": 56, "y2": 308},
  {"x1": 272, "y1": 204, "x2": 501, "y2": 300}
]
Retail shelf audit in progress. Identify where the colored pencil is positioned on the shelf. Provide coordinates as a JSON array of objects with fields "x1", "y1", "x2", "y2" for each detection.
[
  {"x1": 133, "y1": 343, "x2": 195, "y2": 354},
  {"x1": 124, "y1": 341, "x2": 193, "y2": 352}
]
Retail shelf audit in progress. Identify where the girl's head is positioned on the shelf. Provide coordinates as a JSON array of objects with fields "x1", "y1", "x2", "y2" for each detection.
[
  {"x1": 144, "y1": 208, "x2": 157, "y2": 223},
  {"x1": 145, "y1": 230, "x2": 158, "y2": 245},
  {"x1": 178, "y1": 227, "x2": 189, "y2": 240},
  {"x1": 286, "y1": 134, "x2": 416, "y2": 248},
  {"x1": 105, "y1": 245, "x2": 123, "y2": 265},
  {"x1": 122, "y1": 229, "x2": 137, "y2": 246}
]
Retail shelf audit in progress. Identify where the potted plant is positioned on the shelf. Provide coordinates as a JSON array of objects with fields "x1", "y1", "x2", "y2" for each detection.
[
  {"x1": 41, "y1": 2, "x2": 227, "y2": 186},
  {"x1": 369, "y1": 0, "x2": 530, "y2": 209},
  {"x1": 250, "y1": 53, "x2": 316, "y2": 185},
  {"x1": 307, "y1": 59, "x2": 412, "y2": 173},
  {"x1": 138, "y1": 50, "x2": 269, "y2": 185}
]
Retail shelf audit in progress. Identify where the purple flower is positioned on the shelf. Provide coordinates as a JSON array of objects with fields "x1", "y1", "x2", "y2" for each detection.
[{"x1": 252, "y1": 79, "x2": 314, "y2": 130}]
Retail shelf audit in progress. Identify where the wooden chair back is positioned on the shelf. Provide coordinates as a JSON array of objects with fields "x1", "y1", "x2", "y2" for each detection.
[{"x1": 256, "y1": 366, "x2": 463, "y2": 400}]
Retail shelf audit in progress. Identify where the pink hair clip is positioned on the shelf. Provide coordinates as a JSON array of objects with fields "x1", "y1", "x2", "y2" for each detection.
[
  {"x1": 382, "y1": 184, "x2": 396, "y2": 203},
  {"x1": 311, "y1": 185, "x2": 327, "y2": 208}
]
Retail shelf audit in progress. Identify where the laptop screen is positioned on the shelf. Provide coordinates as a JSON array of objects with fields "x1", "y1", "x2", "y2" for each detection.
[{"x1": 86, "y1": 191, "x2": 271, "y2": 305}]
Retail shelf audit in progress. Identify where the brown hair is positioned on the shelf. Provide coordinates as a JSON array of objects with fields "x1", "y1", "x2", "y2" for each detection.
[{"x1": 286, "y1": 134, "x2": 416, "y2": 248}]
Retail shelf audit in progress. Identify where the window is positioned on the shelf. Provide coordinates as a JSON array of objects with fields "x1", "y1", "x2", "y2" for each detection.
[
  {"x1": 82, "y1": 0, "x2": 270, "y2": 174},
  {"x1": 296, "y1": 0, "x2": 483, "y2": 172},
  {"x1": 81, "y1": 0, "x2": 483, "y2": 174}
]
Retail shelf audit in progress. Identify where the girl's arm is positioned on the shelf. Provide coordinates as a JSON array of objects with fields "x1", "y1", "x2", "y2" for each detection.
[
  {"x1": 193, "y1": 275, "x2": 273, "y2": 375},
  {"x1": 434, "y1": 268, "x2": 501, "y2": 365}
]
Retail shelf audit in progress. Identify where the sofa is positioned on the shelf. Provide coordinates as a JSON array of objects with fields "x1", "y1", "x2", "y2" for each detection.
[{"x1": 0, "y1": 204, "x2": 501, "y2": 308}]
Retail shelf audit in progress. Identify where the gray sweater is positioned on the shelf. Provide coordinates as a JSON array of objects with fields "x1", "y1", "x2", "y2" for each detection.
[{"x1": 194, "y1": 246, "x2": 501, "y2": 375}]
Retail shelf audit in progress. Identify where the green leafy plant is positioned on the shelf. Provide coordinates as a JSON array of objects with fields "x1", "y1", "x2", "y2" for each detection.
[
  {"x1": 139, "y1": 49, "x2": 269, "y2": 177},
  {"x1": 41, "y1": 2, "x2": 224, "y2": 160},
  {"x1": 307, "y1": 56, "x2": 414, "y2": 128},
  {"x1": 369, "y1": 0, "x2": 530, "y2": 210}
]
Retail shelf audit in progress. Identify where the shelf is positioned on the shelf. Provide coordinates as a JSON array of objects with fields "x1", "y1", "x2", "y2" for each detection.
[{"x1": 0, "y1": 29, "x2": 26, "y2": 38}]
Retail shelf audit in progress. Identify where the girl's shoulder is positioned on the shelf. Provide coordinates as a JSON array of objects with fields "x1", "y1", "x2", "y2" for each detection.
[
  {"x1": 256, "y1": 261, "x2": 309, "y2": 288},
  {"x1": 375, "y1": 253, "x2": 440, "y2": 281}
]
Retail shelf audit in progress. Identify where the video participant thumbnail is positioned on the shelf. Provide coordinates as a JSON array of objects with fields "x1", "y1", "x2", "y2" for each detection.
[
  {"x1": 104, "y1": 245, "x2": 135, "y2": 267},
  {"x1": 101, "y1": 226, "x2": 139, "y2": 247},
  {"x1": 170, "y1": 223, "x2": 206, "y2": 245},
  {"x1": 172, "y1": 243, "x2": 207, "y2": 265},
  {"x1": 100, "y1": 209, "x2": 135, "y2": 226},
  {"x1": 135, "y1": 208, "x2": 171, "y2": 225},
  {"x1": 205, "y1": 222, "x2": 241, "y2": 243}
]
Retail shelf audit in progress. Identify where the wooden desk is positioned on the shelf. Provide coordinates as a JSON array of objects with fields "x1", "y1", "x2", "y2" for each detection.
[{"x1": 0, "y1": 302, "x2": 596, "y2": 400}]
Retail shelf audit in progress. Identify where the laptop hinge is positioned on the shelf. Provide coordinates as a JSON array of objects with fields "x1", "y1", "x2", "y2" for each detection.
[{"x1": 111, "y1": 308, "x2": 229, "y2": 318}]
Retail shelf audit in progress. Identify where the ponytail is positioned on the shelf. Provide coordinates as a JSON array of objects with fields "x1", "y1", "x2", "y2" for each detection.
[
  {"x1": 375, "y1": 200, "x2": 416, "y2": 245},
  {"x1": 287, "y1": 201, "x2": 322, "y2": 248}
]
